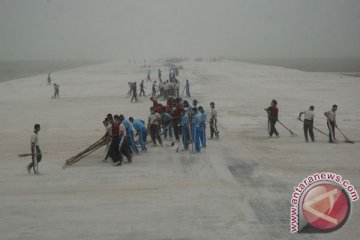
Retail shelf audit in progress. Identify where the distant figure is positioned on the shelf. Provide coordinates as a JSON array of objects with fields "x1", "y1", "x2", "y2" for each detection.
[
  {"x1": 185, "y1": 79, "x2": 191, "y2": 98},
  {"x1": 127, "y1": 82, "x2": 135, "y2": 96},
  {"x1": 209, "y1": 102, "x2": 218, "y2": 139},
  {"x1": 158, "y1": 69, "x2": 162, "y2": 80},
  {"x1": 298, "y1": 106, "x2": 315, "y2": 142},
  {"x1": 152, "y1": 81, "x2": 157, "y2": 97},
  {"x1": 131, "y1": 82, "x2": 138, "y2": 102},
  {"x1": 139, "y1": 80, "x2": 146, "y2": 97},
  {"x1": 324, "y1": 104, "x2": 338, "y2": 143},
  {"x1": 26, "y1": 124, "x2": 42, "y2": 175},
  {"x1": 266, "y1": 99, "x2": 279, "y2": 137},
  {"x1": 53, "y1": 83, "x2": 60, "y2": 98},
  {"x1": 47, "y1": 72, "x2": 51, "y2": 85},
  {"x1": 146, "y1": 69, "x2": 151, "y2": 82}
]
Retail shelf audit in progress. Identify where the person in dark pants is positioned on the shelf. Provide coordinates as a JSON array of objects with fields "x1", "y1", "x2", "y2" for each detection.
[
  {"x1": 209, "y1": 102, "x2": 218, "y2": 139},
  {"x1": 170, "y1": 104, "x2": 183, "y2": 141},
  {"x1": 324, "y1": 104, "x2": 338, "y2": 143},
  {"x1": 266, "y1": 99, "x2": 279, "y2": 137},
  {"x1": 180, "y1": 109, "x2": 190, "y2": 150},
  {"x1": 53, "y1": 83, "x2": 60, "y2": 98},
  {"x1": 139, "y1": 80, "x2": 146, "y2": 97},
  {"x1": 131, "y1": 82, "x2": 138, "y2": 102},
  {"x1": 147, "y1": 107, "x2": 163, "y2": 147},
  {"x1": 129, "y1": 117, "x2": 147, "y2": 152},
  {"x1": 162, "y1": 112, "x2": 173, "y2": 139},
  {"x1": 198, "y1": 106, "x2": 207, "y2": 147},
  {"x1": 27, "y1": 124, "x2": 42, "y2": 174},
  {"x1": 120, "y1": 115, "x2": 139, "y2": 154},
  {"x1": 118, "y1": 116, "x2": 132, "y2": 163},
  {"x1": 108, "y1": 115, "x2": 122, "y2": 166},
  {"x1": 191, "y1": 108, "x2": 202, "y2": 153},
  {"x1": 298, "y1": 106, "x2": 315, "y2": 142},
  {"x1": 185, "y1": 79, "x2": 191, "y2": 98}
]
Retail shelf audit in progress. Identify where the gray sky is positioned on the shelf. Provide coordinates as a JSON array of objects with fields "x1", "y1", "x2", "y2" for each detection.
[{"x1": 1, "y1": 0, "x2": 360, "y2": 60}]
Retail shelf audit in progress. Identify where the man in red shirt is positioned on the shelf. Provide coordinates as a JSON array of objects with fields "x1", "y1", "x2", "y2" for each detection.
[
  {"x1": 107, "y1": 114, "x2": 122, "y2": 166},
  {"x1": 266, "y1": 99, "x2": 279, "y2": 137},
  {"x1": 171, "y1": 103, "x2": 183, "y2": 141}
]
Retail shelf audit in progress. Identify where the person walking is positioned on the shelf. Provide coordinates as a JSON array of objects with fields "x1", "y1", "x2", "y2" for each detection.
[
  {"x1": 131, "y1": 82, "x2": 138, "y2": 102},
  {"x1": 209, "y1": 102, "x2": 218, "y2": 139},
  {"x1": 298, "y1": 106, "x2": 315, "y2": 142},
  {"x1": 324, "y1": 104, "x2": 338, "y2": 143},
  {"x1": 147, "y1": 107, "x2": 163, "y2": 147},
  {"x1": 26, "y1": 124, "x2": 43, "y2": 174},
  {"x1": 185, "y1": 79, "x2": 191, "y2": 98},
  {"x1": 139, "y1": 80, "x2": 146, "y2": 97},
  {"x1": 53, "y1": 83, "x2": 60, "y2": 98},
  {"x1": 266, "y1": 99, "x2": 279, "y2": 137},
  {"x1": 127, "y1": 82, "x2": 134, "y2": 96}
]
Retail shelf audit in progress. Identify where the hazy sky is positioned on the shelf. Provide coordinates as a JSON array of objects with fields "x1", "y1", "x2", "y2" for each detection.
[{"x1": 1, "y1": 0, "x2": 359, "y2": 60}]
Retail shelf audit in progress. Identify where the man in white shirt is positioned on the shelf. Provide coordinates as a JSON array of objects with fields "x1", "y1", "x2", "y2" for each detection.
[
  {"x1": 298, "y1": 106, "x2": 315, "y2": 142},
  {"x1": 27, "y1": 124, "x2": 42, "y2": 174},
  {"x1": 324, "y1": 104, "x2": 338, "y2": 143},
  {"x1": 147, "y1": 107, "x2": 163, "y2": 147}
]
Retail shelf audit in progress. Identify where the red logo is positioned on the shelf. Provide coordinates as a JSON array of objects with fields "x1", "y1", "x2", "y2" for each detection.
[{"x1": 301, "y1": 183, "x2": 351, "y2": 232}]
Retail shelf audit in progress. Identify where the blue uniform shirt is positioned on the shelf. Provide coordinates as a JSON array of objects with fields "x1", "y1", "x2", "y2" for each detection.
[
  {"x1": 123, "y1": 119, "x2": 133, "y2": 134},
  {"x1": 200, "y1": 112, "x2": 207, "y2": 123},
  {"x1": 181, "y1": 114, "x2": 189, "y2": 126},
  {"x1": 192, "y1": 113, "x2": 201, "y2": 128},
  {"x1": 133, "y1": 119, "x2": 145, "y2": 131}
]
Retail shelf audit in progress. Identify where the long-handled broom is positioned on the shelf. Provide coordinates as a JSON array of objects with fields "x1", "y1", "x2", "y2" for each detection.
[{"x1": 336, "y1": 127, "x2": 355, "y2": 144}]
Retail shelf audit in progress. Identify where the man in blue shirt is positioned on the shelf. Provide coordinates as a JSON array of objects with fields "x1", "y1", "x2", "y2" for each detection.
[
  {"x1": 129, "y1": 117, "x2": 147, "y2": 151},
  {"x1": 162, "y1": 112, "x2": 173, "y2": 139},
  {"x1": 119, "y1": 115, "x2": 139, "y2": 154},
  {"x1": 198, "y1": 106, "x2": 207, "y2": 148},
  {"x1": 191, "y1": 108, "x2": 201, "y2": 153}
]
